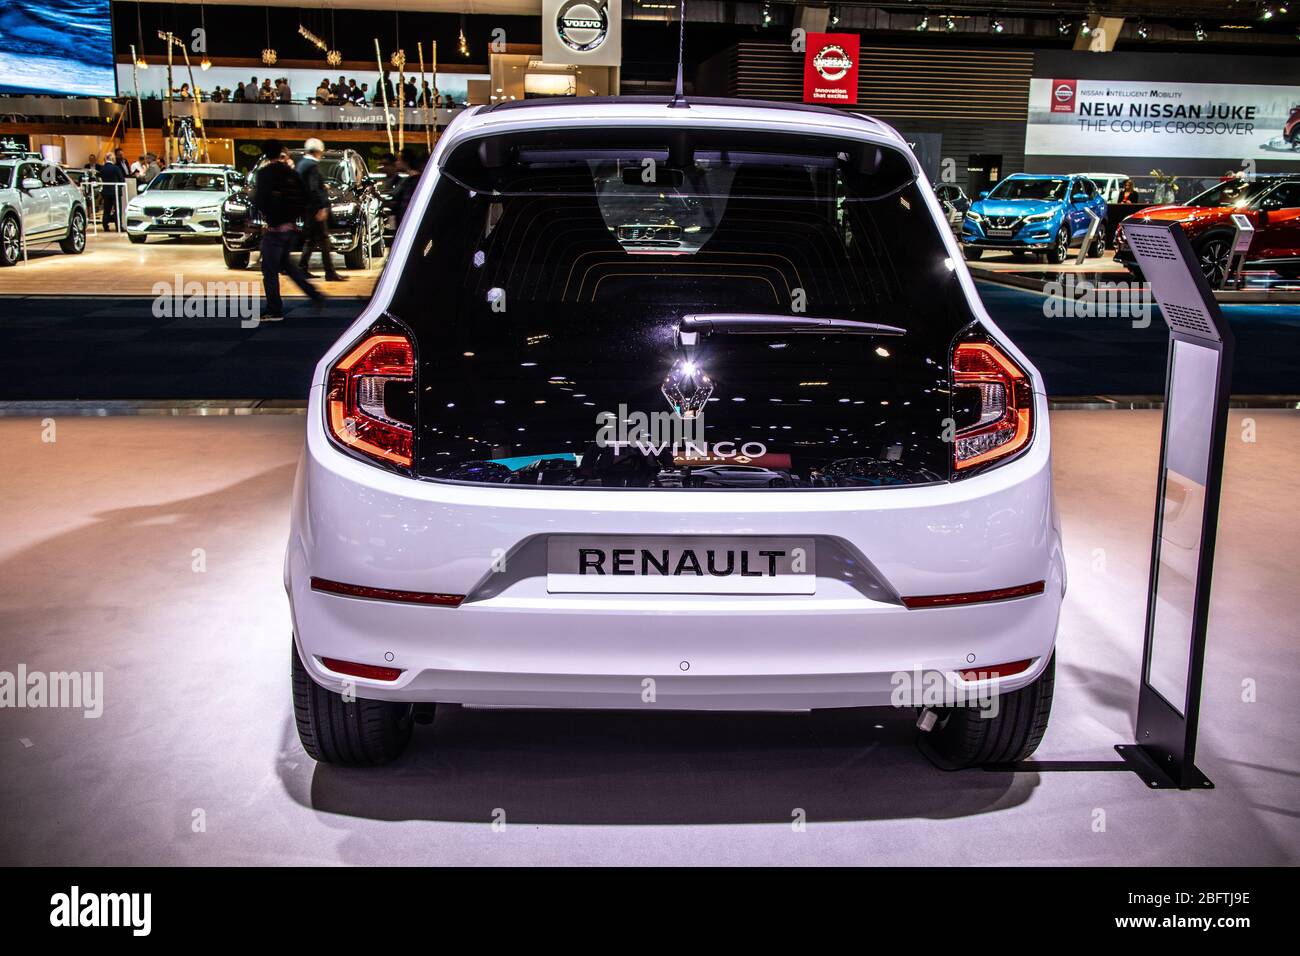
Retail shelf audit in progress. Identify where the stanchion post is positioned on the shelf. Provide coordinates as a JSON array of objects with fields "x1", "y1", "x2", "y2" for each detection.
[{"x1": 1115, "y1": 221, "x2": 1234, "y2": 790}]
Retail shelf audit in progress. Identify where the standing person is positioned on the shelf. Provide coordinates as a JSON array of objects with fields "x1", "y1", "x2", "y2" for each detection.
[
  {"x1": 253, "y1": 140, "x2": 323, "y2": 320},
  {"x1": 390, "y1": 146, "x2": 422, "y2": 229},
  {"x1": 244, "y1": 77, "x2": 260, "y2": 103},
  {"x1": 296, "y1": 139, "x2": 345, "y2": 282},
  {"x1": 234, "y1": 81, "x2": 245, "y2": 102},
  {"x1": 97, "y1": 150, "x2": 126, "y2": 231}
]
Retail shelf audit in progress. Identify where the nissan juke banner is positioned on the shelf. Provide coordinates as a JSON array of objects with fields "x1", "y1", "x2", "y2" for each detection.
[
  {"x1": 542, "y1": 0, "x2": 622, "y2": 68},
  {"x1": 1026, "y1": 77, "x2": 1300, "y2": 161},
  {"x1": 803, "y1": 33, "x2": 859, "y2": 105}
]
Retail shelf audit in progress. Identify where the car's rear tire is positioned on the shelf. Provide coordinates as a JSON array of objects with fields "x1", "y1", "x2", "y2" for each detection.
[
  {"x1": 962, "y1": 247, "x2": 983, "y2": 260},
  {"x1": 291, "y1": 638, "x2": 414, "y2": 766},
  {"x1": 0, "y1": 216, "x2": 20, "y2": 267},
  {"x1": 222, "y1": 246, "x2": 250, "y2": 269},
  {"x1": 1045, "y1": 226, "x2": 1070, "y2": 264},
  {"x1": 1087, "y1": 223, "x2": 1106, "y2": 259},
  {"x1": 60, "y1": 207, "x2": 86, "y2": 255},
  {"x1": 924, "y1": 652, "x2": 1055, "y2": 768},
  {"x1": 343, "y1": 229, "x2": 367, "y2": 270}
]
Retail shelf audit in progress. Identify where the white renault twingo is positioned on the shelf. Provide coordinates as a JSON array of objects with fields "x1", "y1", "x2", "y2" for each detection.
[{"x1": 286, "y1": 97, "x2": 1064, "y2": 767}]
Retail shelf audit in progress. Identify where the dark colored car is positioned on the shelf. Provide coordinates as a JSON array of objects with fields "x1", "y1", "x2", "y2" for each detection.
[
  {"x1": 1115, "y1": 175, "x2": 1300, "y2": 286},
  {"x1": 220, "y1": 148, "x2": 384, "y2": 270}
]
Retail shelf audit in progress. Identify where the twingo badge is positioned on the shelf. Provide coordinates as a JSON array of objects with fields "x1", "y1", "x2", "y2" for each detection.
[{"x1": 803, "y1": 32, "x2": 860, "y2": 105}]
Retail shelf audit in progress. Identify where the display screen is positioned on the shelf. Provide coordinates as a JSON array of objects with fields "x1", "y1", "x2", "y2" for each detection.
[
  {"x1": 1146, "y1": 339, "x2": 1217, "y2": 713},
  {"x1": 0, "y1": 1, "x2": 116, "y2": 97}
]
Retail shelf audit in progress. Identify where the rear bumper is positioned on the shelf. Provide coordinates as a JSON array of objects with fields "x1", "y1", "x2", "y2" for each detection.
[{"x1": 286, "y1": 386, "x2": 1064, "y2": 711}]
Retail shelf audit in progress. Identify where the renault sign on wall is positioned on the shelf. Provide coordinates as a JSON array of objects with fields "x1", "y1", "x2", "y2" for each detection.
[{"x1": 543, "y1": 0, "x2": 622, "y2": 67}]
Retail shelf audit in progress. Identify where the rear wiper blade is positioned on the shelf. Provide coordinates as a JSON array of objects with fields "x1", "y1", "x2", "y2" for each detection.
[{"x1": 679, "y1": 314, "x2": 907, "y2": 336}]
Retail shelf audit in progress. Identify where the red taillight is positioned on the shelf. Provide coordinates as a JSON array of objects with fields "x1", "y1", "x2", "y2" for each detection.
[
  {"x1": 951, "y1": 341, "x2": 1033, "y2": 471},
  {"x1": 326, "y1": 331, "x2": 414, "y2": 470},
  {"x1": 957, "y1": 658, "x2": 1035, "y2": 682},
  {"x1": 901, "y1": 580, "x2": 1045, "y2": 609},
  {"x1": 320, "y1": 657, "x2": 404, "y2": 682},
  {"x1": 311, "y1": 577, "x2": 464, "y2": 607}
]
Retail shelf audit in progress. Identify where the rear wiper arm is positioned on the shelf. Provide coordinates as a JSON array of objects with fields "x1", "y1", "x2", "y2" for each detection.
[{"x1": 679, "y1": 314, "x2": 907, "y2": 337}]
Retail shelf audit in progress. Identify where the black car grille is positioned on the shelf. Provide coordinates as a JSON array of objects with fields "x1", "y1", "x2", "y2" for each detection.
[
  {"x1": 987, "y1": 216, "x2": 1023, "y2": 231},
  {"x1": 142, "y1": 206, "x2": 193, "y2": 217}
]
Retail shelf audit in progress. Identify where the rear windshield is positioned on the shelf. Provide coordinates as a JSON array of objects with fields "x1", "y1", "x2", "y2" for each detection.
[{"x1": 387, "y1": 124, "x2": 976, "y2": 488}]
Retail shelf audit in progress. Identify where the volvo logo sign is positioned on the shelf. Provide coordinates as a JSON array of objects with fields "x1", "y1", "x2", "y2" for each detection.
[
  {"x1": 812, "y1": 44, "x2": 853, "y2": 82},
  {"x1": 556, "y1": 0, "x2": 609, "y2": 53}
]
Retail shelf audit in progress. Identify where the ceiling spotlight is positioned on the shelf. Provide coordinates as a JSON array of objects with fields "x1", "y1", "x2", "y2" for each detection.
[
  {"x1": 1080, "y1": 21, "x2": 1092, "y2": 37},
  {"x1": 1262, "y1": 5, "x2": 1275, "y2": 19},
  {"x1": 944, "y1": 15, "x2": 956, "y2": 31},
  {"x1": 762, "y1": 2, "x2": 772, "y2": 27},
  {"x1": 1195, "y1": 22, "x2": 1207, "y2": 41},
  {"x1": 1136, "y1": 20, "x2": 1149, "y2": 39},
  {"x1": 917, "y1": 15, "x2": 929, "y2": 32},
  {"x1": 990, "y1": 17, "x2": 1005, "y2": 34},
  {"x1": 1057, "y1": 18, "x2": 1071, "y2": 35},
  {"x1": 829, "y1": 5, "x2": 840, "y2": 26}
]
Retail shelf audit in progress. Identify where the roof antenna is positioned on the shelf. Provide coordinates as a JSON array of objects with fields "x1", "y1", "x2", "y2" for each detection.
[{"x1": 668, "y1": 0, "x2": 689, "y2": 108}]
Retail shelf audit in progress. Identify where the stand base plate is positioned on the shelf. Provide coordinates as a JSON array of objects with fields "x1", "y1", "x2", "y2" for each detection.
[{"x1": 1115, "y1": 744, "x2": 1214, "y2": 790}]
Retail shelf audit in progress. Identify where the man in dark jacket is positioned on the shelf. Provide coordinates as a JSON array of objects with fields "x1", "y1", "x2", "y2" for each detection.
[
  {"x1": 253, "y1": 140, "x2": 322, "y2": 320},
  {"x1": 97, "y1": 150, "x2": 127, "y2": 231},
  {"x1": 295, "y1": 138, "x2": 344, "y2": 281}
]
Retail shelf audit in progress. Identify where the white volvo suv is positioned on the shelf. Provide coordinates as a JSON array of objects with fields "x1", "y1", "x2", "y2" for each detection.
[
  {"x1": 286, "y1": 98, "x2": 1065, "y2": 768},
  {"x1": 125, "y1": 164, "x2": 237, "y2": 243},
  {"x1": 0, "y1": 158, "x2": 88, "y2": 266}
]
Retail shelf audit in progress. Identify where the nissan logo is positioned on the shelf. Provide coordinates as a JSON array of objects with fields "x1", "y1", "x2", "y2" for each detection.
[
  {"x1": 812, "y1": 44, "x2": 853, "y2": 82},
  {"x1": 556, "y1": 0, "x2": 609, "y2": 53},
  {"x1": 1054, "y1": 83, "x2": 1074, "y2": 103}
]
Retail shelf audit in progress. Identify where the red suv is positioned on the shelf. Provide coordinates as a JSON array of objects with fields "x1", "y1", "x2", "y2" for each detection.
[{"x1": 1116, "y1": 176, "x2": 1300, "y2": 286}]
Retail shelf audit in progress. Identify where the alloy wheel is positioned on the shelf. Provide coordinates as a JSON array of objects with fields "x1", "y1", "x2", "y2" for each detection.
[
  {"x1": 1, "y1": 219, "x2": 18, "y2": 264},
  {"x1": 71, "y1": 213, "x2": 85, "y2": 252},
  {"x1": 1199, "y1": 238, "x2": 1231, "y2": 287}
]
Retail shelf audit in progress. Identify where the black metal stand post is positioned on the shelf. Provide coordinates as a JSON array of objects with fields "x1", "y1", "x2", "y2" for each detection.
[{"x1": 1115, "y1": 221, "x2": 1234, "y2": 790}]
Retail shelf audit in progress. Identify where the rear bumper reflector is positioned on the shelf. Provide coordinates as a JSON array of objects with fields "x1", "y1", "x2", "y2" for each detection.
[
  {"x1": 901, "y1": 580, "x2": 1045, "y2": 610},
  {"x1": 321, "y1": 657, "x2": 404, "y2": 682},
  {"x1": 310, "y1": 577, "x2": 464, "y2": 607},
  {"x1": 957, "y1": 658, "x2": 1035, "y2": 682}
]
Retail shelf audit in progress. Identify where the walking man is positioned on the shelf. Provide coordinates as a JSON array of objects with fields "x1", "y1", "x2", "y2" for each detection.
[
  {"x1": 253, "y1": 140, "x2": 323, "y2": 321},
  {"x1": 296, "y1": 138, "x2": 345, "y2": 282}
]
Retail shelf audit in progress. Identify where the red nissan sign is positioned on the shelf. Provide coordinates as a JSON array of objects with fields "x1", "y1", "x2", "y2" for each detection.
[
  {"x1": 803, "y1": 33, "x2": 859, "y2": 105},
  {"x1": 1050, "y1": 78, "x2": 1077, "y2": 113}
]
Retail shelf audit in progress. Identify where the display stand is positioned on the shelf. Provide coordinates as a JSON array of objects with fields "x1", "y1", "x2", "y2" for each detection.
[
  {"x1": 1114, "y1": 221, "x2": 1234, "y2": 790},
  {"x1": 1074, "y1": 208, "x2": 1101, "y2": 265},
  {"x1": 1226, "y1": 214, "x2": 1254, "y2": 289}
]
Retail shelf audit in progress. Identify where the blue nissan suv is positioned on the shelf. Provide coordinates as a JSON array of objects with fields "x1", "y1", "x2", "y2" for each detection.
[{"x1": 960, "y1": 173, "x2": 1108, "y2": 263}]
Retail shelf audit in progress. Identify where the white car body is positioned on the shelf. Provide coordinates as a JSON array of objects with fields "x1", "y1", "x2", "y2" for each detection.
[
  {"x1": 0, "y1": 157, "x2": 87, "y2": 264},
  {"x1": 1080, "y1": 172, "x2": 1130, "y2": 205},
  {"x1": 285, "y1": 99, "x2": 1064, "y2": 758},
  {"x1": 125, "y1": 164, "x2": 237, "y2": 241}
]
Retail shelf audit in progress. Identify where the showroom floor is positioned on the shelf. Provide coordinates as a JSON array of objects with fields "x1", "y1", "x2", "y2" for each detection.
[
  {"x1": 0, "y1": 409, "x2": 1296, "y2": 866},
  {"x1": 0, "y1": 231, "x2": 382, "y2": 297}
]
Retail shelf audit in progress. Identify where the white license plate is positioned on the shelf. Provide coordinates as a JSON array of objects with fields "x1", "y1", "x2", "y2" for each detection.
[
  {"x1": 987, "y1": 228, "x2": 1013, "y2": 237},
  {"x1": 546, "y1": 536, "x2": 816, "y2": 595}
]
